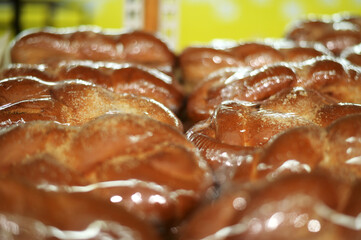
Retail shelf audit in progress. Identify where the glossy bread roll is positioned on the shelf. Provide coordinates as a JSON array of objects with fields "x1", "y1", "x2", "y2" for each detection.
[
  {"x1": 179, "y1": 39, "x2": 331, "y2": 91},
  {"x1": 10, "y1": 28, "x2": 176, "y2": 74},
  {"x1": 1, "y1": 61, "x2": 184, "y2": 113},
  {"x1": 286, "y1": 13, "x2": 361, "y2": 55},
  {"x1": 0, "y1": 76, "x2": 182, "y2": 130},
  {"x1": 0, "y1": 114, "x2": 213, "y2": 226},
  {"x1": 187, "y1": 56, "x2": 361, "y2": 122},
  {"x1": 0, "y1": 177, "x2": 161, "y2": 240},
  {"x1": 223, "y1": 114, "x2": 361, "y2": 185},
  {"x1": 177, "y1": 173, "x2": 361, "y2": 240},
  {"x1": 187, "y1": 87, "x2": 361, "y2": 172},
  {"x1": 233, "y1": 113, "x2": 361, "y2": 184}
]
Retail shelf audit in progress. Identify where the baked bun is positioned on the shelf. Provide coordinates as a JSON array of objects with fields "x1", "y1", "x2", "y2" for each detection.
[
  {"x1": 10, "y1": 28, "x2": 176, "y2": 74},
  {"x1": 1, "y1": 61, "x2": 184, "y2": 113},
  {"x1": 0, "y1": 114, "x2": 213, "y2": 226},
  {"x1": 286, "y1": 13, "x2": 361, "y2": 55},
  {"x1": 233, "y1": 114, "x2": 361, "y2": 183},
  {"x1": 177, "y1": 172, "x2": 361, "y2": 240},
  {"x1": 0, "y1": 76, "x2": 182, "y2": 130},
  {"x1": 0, "y1": 177, "x2": 161, "y2": 240},
  {"x1": 187, "y1": 56, "x2": 361, "y2": 122},
  {"x1": 187, "y1": 87, "x2": 361, "y2": 172},
  {"x1": 179, "y1": 39, "x2": 331, "y2": 91}
]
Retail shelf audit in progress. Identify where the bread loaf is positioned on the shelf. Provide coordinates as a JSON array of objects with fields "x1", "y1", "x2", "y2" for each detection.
[
  {"x1": 0, "y1": 177, "x2": 162, "y2": 240},
  {"x1": 231, "y1": 113, "x2": 361, "y2": 183},
  {"x1": 179, "y1": 39, "x2": 331, "y2": 91},
  {"x1": 187, "y1": 88, "x2": 361, "y2": 172},
  {"x1": 177, "y1": 172, "x2": 361, "y2": 240},
  {"x1": 0, "y1": 76, "x2": 182, "y2": 130},
  {"x1": 10, "y1": 28, "x2": 176, "y2": 74},
  {"x1": 1, "y1": 61, "x2": 184, "y2": 113},
  {"x1": 0, "y1": 114, "x2": 213, "y2": 226},
  {"x1": 187, "y1": 56, "x2": 361, "y2": 122},
  {"x1": 286, "y1": 13, "x2": 361, "y2": 55}
]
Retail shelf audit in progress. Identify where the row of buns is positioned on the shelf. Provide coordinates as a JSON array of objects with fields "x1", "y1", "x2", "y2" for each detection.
[{"x1": 0, "y1": 12, "x2": 361, "y2": 239}]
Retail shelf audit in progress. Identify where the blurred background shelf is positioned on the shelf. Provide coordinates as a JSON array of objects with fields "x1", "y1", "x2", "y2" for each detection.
[{"x1": 1, "y1": 0, "x2": 361, "y2": 52}]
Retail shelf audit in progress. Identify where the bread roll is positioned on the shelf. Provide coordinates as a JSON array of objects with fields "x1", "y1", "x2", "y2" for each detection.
[
  {"x1": 1, "y1": 61, "x2": 184, "y2": 113},
  {"x1": 286, "y1": 13, "x2": 361, "y2": 55},
  {"x1": 187, "y1": 56, "x2": 361, "y2": 122},
  {"x1": 0, "y1": 176, "x2": 162, "y2": 240},
  {"x1": 0, "y1": 114, "x2": 213, "y2": 226},
  {"x1": 231, "y1": 114, "x2": 361, "y2": 186},
  {"x1": 179, "y1": 39, "x2": 331, "y2": 91},
  {"x1": 10, "y1": 28, "x2": 176, "y2": 74},
  {"x1": 0, "y1": 76, "x2": 182, "y2": 130},
  {"x1": 177, "y1": 172, "x2": 361, "y2": 240},
  {"x1": 187, "y1": 87, "x2": 361, "y2": 172}
]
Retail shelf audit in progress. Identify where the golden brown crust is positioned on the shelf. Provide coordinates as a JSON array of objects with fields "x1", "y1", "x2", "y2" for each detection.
[
  {"x1": 1, "y1": 61, "x2": 184, "y2": 113},
  {"x1": 10, "y1": 29, "x2": 176, "y2": 74},
  {"x1": 0, "y1": 114, "x2": 213, "y2": 225},
  {"x1": 0, "y1": 76, "x2": 183, "y2": 131},
  {"x1": 286, "y1": 14, "x2": 361, "y2": 55},
  {"x1": 187, "y1": 57, "x2": 361, "y2": 122},
  {"x1": 6, "y1": 18, "x2": 361, "y2": 240},
  {"x1": 179, "y1": 40, "x2": 330, "y2": 91},
  {"x1": 231, "y1": 114, "x2": 361, "y2": 184},
  {"x1": 187, "y1": 89, "x2": 361, "y2": 181},
  {"x1": 177, "y1": 173, "x2": 359, "y2": 240},
  {"x1": 0, "y1": 177, "x2": 161, "y2": 240}
]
